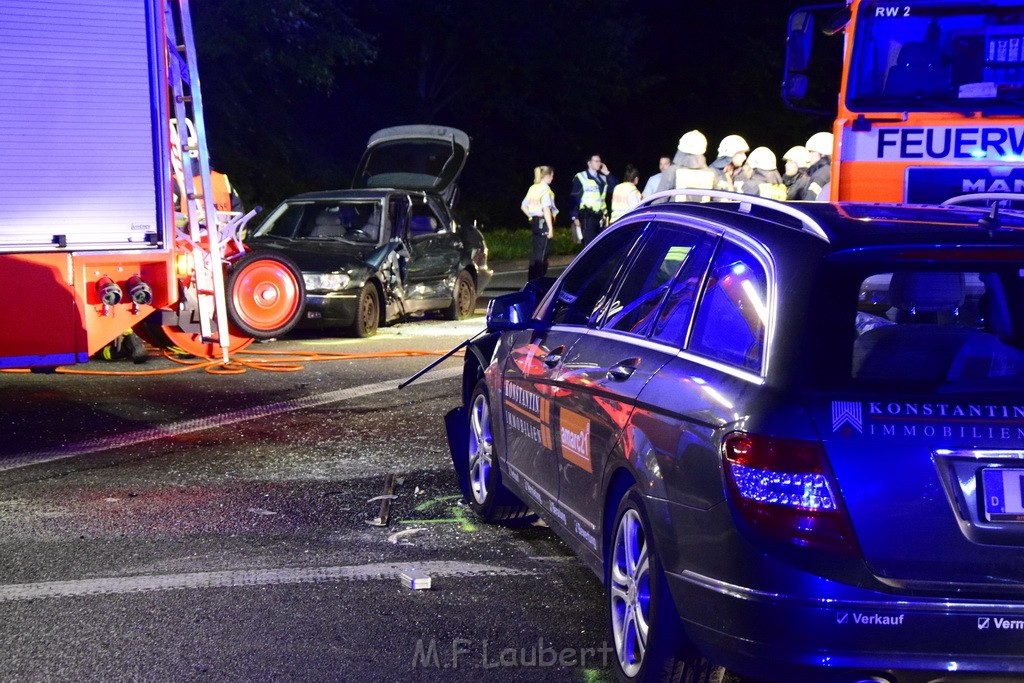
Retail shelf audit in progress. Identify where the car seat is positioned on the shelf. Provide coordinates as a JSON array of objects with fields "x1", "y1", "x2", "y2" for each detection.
[
  {"x1": 310, "y1": 209, "x2": 343, "y2": 237},
  {"x1": 853, "y1": 272, "x2": 970, "y2": 381},
  {"x1": 884, "y1": 41, "x2": 951, "y2": 97}
]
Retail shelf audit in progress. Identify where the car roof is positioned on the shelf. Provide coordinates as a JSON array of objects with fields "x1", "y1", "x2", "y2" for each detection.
[
  {"x1": 631, "y1": 193, "x2": 1024, "y2": 254},
  {"x1": 282, "y1": 189, "x2": 424, "y2": 202}
]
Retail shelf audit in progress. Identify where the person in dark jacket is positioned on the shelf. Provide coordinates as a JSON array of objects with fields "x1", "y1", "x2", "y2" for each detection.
[
  {"x1": 738, "y1": 147, "x2": 787, "y2": 200},
  {"x1": 710, "y1": 134, "x2": 750, "y2": 194},
  {"x1": 782, "y1": 145, "x2": 812, "y2": 200},
  {"x1": 801, "y1": 132, "x2": 833, "y2": 201}
]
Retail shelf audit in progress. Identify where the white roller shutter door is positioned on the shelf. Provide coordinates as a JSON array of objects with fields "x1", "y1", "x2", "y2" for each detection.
[{"x1": 0, "y1": 0, "x2": 162, "y2": 251}]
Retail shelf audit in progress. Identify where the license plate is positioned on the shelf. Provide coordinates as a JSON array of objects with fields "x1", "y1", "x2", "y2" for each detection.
[{"x1": 982, "y1": 468, "x2": 1024, "y2": 521}]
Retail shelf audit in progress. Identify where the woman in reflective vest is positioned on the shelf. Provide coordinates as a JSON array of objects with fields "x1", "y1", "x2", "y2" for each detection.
[
  {"x1": 521, "y1": 166, "x2": 558, "y2": 280},
  {"x1": 610, "y1": 165, "x2": 642, "y2": 222}
]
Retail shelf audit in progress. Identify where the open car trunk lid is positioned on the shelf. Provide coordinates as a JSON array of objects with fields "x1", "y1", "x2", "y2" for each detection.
[{"x1": 352, "y1": 125, "x2": 469, "y2": 205}]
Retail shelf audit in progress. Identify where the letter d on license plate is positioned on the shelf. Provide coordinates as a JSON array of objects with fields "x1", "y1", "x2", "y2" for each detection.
[{"x1": 982, "y1": 468, "x2": 1024, "y2": 521}]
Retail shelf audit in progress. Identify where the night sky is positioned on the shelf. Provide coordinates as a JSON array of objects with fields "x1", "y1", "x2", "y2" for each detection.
[{"x1": 195, "y1": 0, "x2": 832, "y2": 225}]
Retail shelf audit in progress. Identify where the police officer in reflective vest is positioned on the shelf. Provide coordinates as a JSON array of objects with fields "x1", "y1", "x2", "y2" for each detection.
[
  {"x1": 521, "y1": 166, "x2": 558, "y2": 280},
  {"x1": 570, "y1": 154, "x2": 616, "y2": 247}
]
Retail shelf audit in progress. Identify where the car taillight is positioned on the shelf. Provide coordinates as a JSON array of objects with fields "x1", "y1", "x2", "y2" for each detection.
[{"x1": 722, "y1": 432, "x2": 860, "y2": 556}]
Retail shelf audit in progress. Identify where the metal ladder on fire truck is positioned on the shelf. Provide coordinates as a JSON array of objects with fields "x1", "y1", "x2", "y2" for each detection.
[{"x1": 165, "y1": 0, "x2": 233, "y2": 363}]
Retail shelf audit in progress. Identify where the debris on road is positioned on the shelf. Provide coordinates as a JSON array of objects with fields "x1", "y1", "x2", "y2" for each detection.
[
  {"x1": 366, "y1": 473, "x2": 398, "y2": 527},
  {"x1": 399, "y1": 568, "x2": 432, "y2": 590},
  {"x1": 387, "y1": 527, "x2": 426, "y2": 544}
]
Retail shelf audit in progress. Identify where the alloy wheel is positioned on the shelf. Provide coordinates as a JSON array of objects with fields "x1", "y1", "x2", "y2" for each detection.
[
  {"x1": 610, "y1": 507, "x2": 651, "y2": 678},
  {"x1": 468, "y1": 392, "x2": 493, "y2": 505}
]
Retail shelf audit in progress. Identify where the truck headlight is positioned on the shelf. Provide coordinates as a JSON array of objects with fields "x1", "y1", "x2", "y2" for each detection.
[{"x1": 303, "y1": 273, "x2": 350, "y2": 291}]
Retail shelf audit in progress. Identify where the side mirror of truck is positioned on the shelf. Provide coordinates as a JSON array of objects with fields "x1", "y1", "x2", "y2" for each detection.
[
  {"x1": 782, "y1": 5, "x2": 845, "y2": 116},
  {"x1": 786, "y1": 11, "x2": 815, "y2": 73}
]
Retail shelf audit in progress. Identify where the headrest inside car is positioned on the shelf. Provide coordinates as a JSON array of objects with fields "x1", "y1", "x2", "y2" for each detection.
[{"x1": 888, "y1": 271, "x2": 965, "y2": 313}]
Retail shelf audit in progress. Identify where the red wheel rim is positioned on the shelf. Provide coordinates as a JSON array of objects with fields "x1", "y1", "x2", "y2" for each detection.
[{"x1": 231, "y1": 260, "x2": 301, "y2": 332}]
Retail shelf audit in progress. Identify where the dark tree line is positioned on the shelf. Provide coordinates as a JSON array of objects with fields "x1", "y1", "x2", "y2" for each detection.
[{"x1": 193, "y1": 0, "x2": 829, "y2": 227}]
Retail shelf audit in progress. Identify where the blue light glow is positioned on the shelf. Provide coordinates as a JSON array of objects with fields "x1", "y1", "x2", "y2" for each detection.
[{"x1": 731, "y1": 464, "x2": 837, "y2": 510}]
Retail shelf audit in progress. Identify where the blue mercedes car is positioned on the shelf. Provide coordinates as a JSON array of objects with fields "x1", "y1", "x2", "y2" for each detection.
[{"x1": 445, "y1": 190, "x2": 1024, "y2": 682}]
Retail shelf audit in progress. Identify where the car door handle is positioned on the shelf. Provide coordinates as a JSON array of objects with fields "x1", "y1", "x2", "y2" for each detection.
[
  {"x1": 542, "y1": 346, "x2": 566, "y2": 368},
  {"x1": 606, "y1": 358, "x2": 640, "y2": 381}
]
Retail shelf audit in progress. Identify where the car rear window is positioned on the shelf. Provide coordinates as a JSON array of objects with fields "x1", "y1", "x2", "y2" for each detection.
[{"x1": 852, "y1": 268, "x2": 1024, "y2": 388}]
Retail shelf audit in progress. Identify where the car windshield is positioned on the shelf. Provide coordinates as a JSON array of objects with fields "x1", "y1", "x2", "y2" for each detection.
[
  {"x1": 252, "y1": 200, "x2": 384, "y2": 243},
  {"x1": 846, "y1": 265, "x2": 1024, "y2": 391},
  {"x1": 848, "y1": 1, "x2": 1024, "y2": 114}
]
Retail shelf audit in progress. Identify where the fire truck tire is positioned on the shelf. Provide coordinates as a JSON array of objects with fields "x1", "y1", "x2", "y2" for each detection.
[{"x1": 226, "y1": 251, "x2": 305, "y2": 339}]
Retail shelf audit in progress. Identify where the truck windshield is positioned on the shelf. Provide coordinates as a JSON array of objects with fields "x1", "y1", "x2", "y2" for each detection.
[{"x1": 847, "y1": 2, "x2": 1024, "y2": 113}]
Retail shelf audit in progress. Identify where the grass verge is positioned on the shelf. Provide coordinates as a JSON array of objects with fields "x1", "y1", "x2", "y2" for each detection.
[{"x1": 483, "y1": 227, "x2": 581, "y2": 261}]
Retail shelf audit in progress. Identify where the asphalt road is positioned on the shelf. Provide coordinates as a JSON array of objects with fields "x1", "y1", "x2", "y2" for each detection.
[{"x1": 0, "y1": 264, "x2": 624, "y2": 682}]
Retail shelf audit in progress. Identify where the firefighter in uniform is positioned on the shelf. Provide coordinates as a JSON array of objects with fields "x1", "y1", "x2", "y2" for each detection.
[
  {"x1": 521, "y1": 166, "x2": 557, "y2": 281},
  {"x1": 801, "y1": 132, "x2": 834, "y2": 201},
  {"x1": 610, "y1": 165, "x2": 642, "y2": 222},
  {"x1": 570, "y1": 154, "x2": 616, "y2": 247},
  {"x1": 658, "y1": 130, "x2": 716, "y2": 201},
  {"x1": 710, "y1": 135, "x2": 750, "y2": 194},
  {"x1": 739, "y1": 147, "x2": 787, "y2": 200},
  {"x1": 782, "y1": 145, "x2": 812, "y2": 200}
]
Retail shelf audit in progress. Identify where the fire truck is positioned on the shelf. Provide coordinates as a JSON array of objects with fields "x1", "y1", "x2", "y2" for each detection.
[
  {"x1": 784, "y1": 0, "x2": 1024, "y2": 203},
  {"x1": 0, "y1": 0, "x2": 304, "y2": 369}
]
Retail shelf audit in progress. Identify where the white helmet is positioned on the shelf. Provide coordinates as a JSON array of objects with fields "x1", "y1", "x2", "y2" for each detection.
[
  {"x1": 717, "y1": 134, "x2": 750, "y2": 159},
  {"x1": 677, "y1": 130, "x2": 708, "y2": 155},
  {"x1": 747, "y1": 147, "x2": 778, "y2": 171},
  {"x1": 805, "y1": 132, "x2": 834, "y2": 156},
  {"x1": 782, "y1": 145, "x2": 811, "y2": 168}
]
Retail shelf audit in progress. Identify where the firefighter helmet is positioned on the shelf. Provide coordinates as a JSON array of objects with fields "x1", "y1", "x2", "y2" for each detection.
[
  {"x1": 747, "y1": 147, "x2": 778, "y2": 171},
  {"x1": 717, "y1": 135, "x2": 750, "y2": 159},
  {"x1": 805, "y1": 132, "x2": 834, "y2": 156},
  {"x1": 677, "y1": 130, "x2": 708, "y2": 155},
  {"x1": 783, "y1": 145, "x2": 811, "y2": 169}
]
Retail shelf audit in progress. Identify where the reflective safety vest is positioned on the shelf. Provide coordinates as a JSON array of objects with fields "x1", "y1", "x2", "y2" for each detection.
[
  {"x1": 754, "y1": 182, "x2": 788, "y2": 201},
  {"x1": 575, "y1": 171, "x2": 607, "y2": 215},
  {"x1": 610, "y1": 182, "x2": 641, "y2": 222},
  {"x1": 522, "y1": 182, "x2": 556, "y2": 217},
  {"x1": 673, "y1": 167, "x2": 716, "y2": 202},
  {"x1": 739, "y1": 170, "x2": 788, "y2": 201}
]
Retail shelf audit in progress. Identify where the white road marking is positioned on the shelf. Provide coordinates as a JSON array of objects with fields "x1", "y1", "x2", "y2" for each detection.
[
  {"x1": 0, "y1": 561, "x2": 533, "y2": 602},
  {"x1": 0, "y1": 366, "x2": 463, "y2": 472}
]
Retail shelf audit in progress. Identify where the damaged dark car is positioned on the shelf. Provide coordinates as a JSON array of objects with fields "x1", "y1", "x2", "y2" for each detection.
[{"x1": 244, "y1": 125, "x2": 491, "y2": 337}]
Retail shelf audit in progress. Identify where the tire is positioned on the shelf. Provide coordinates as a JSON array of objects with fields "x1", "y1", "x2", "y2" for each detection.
[
  {"x1": 226, "y1": 251, "x2": 305, "y2": 339},
  {"x1": 445, "y1": 270, "x2": 476, "y2": 320},
  {"x1": 463, "y1": 380, "x2": 532, "y2": 523},
  {"x1": 609, "y1": 488, "x2": 725, "y2": 683},
  {"x1": 348, "y1": 283, "x2": 379, "y2": 338}
]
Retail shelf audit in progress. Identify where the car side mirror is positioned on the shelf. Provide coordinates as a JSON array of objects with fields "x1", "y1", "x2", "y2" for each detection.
[{"x1": 486, "y1": 291, "x2": 536, "y2": 331}]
